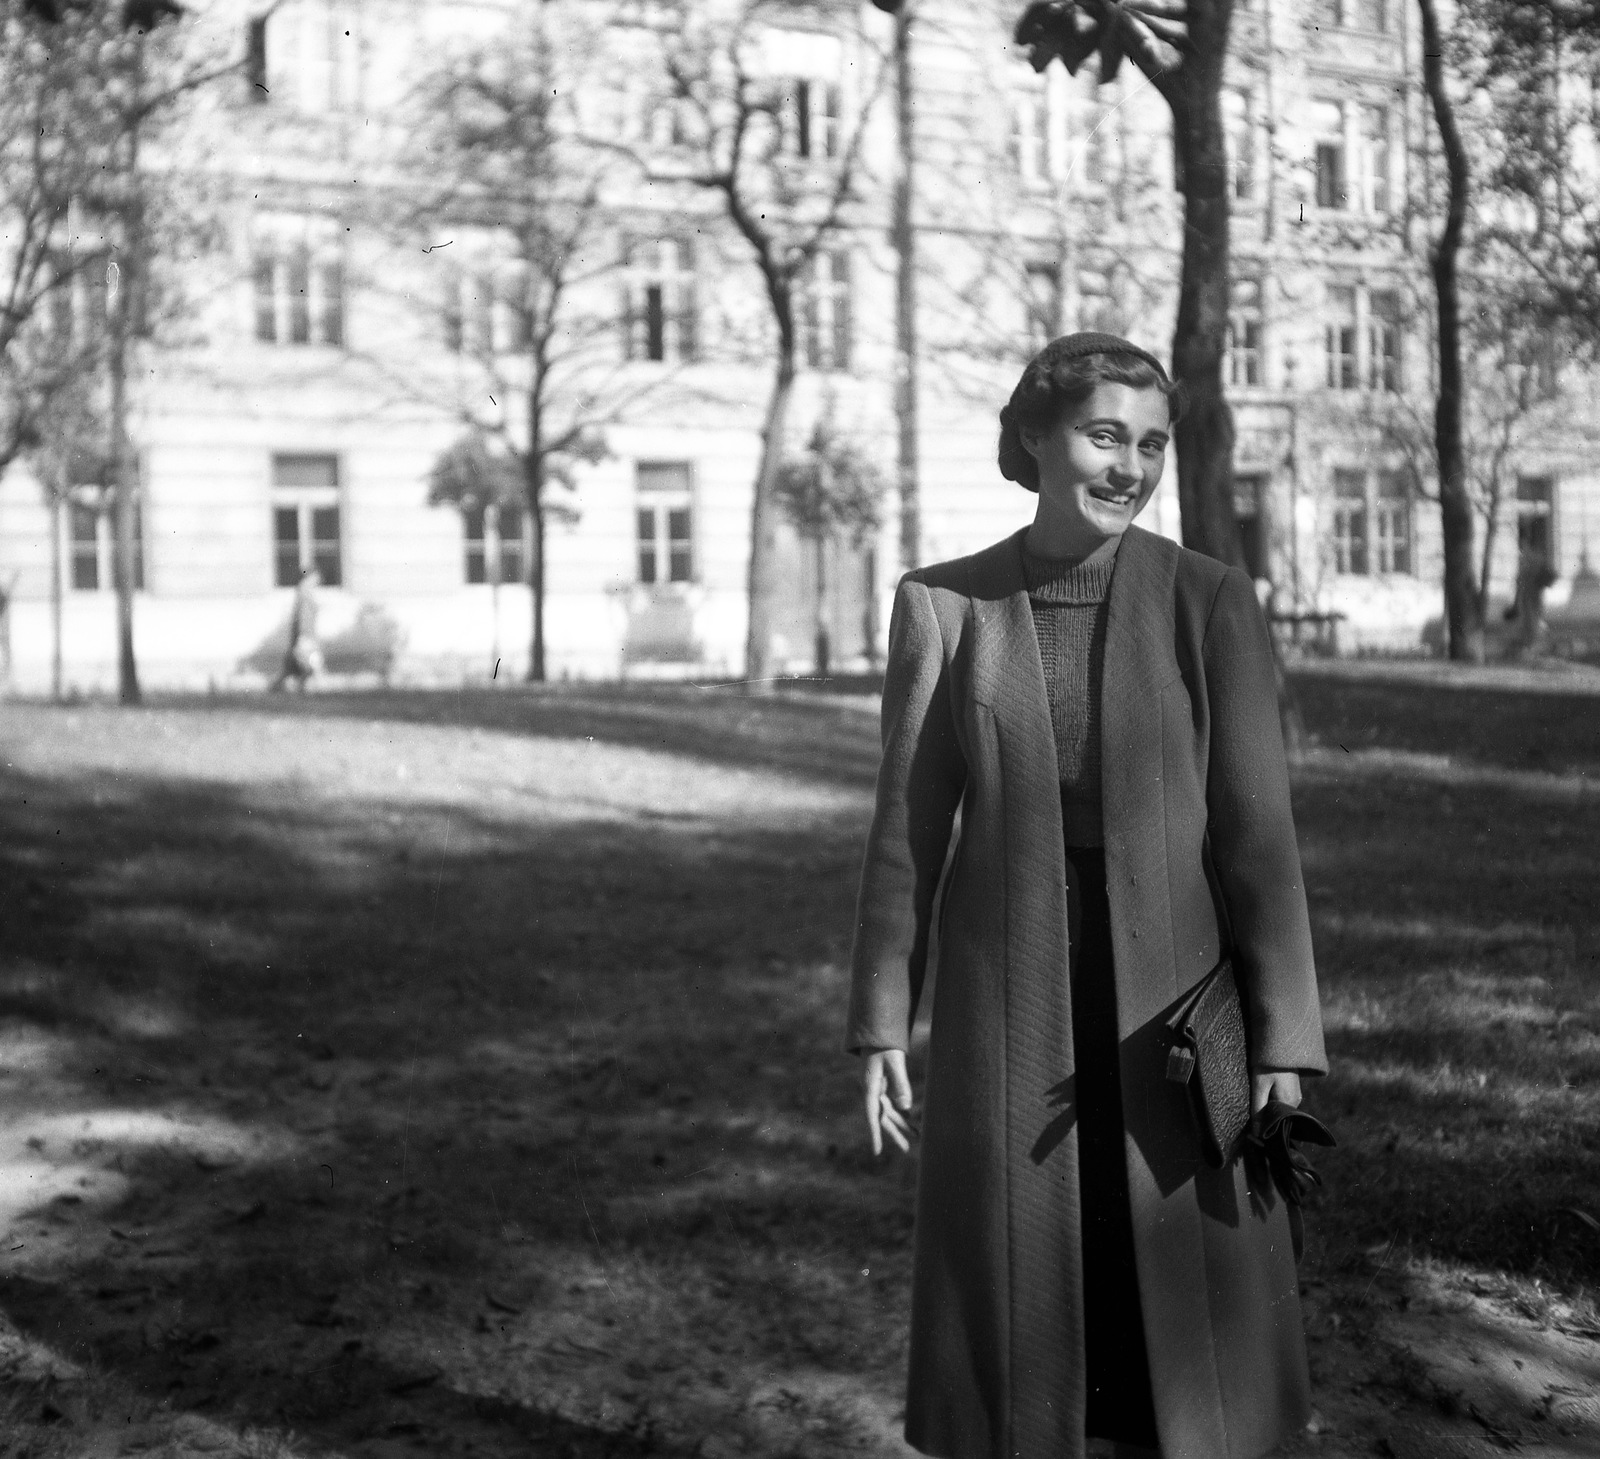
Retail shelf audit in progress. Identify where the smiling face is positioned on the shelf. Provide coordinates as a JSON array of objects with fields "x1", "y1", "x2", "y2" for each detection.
[{"x1": 1020, "y1": 382, "x2": 1171, "y2": 559}]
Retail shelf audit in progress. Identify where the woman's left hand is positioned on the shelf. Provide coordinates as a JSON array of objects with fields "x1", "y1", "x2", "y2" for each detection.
[{"x1": 1251, "y1": 1069, "x2": 1302, "y2": 1115}]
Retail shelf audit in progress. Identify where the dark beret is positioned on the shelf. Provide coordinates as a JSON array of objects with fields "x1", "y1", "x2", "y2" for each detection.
[{"x1": 1031, "y1": 331, "x2": 1171, "y2": 384}]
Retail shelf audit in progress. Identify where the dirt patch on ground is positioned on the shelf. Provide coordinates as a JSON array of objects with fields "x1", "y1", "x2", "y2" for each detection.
[{"x1": 1, "y1": 685, "x2": 1597, "y2": 1458}]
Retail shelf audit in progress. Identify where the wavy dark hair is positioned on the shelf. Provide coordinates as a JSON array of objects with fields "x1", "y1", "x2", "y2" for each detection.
[{"x1": 998, "y1": 338, "x2": 1184, "y2": 493}]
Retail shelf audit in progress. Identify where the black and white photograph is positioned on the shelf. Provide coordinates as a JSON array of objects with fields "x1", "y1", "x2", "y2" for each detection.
[{"x1": 1, "y1": 0, "x2": 1598, "y2": 1455}]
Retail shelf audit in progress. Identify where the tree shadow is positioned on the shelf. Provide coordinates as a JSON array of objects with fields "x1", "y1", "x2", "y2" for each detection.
[
  {"x1": 0, "y1": 756, "x2": 913, "y2": 1454},
  {"x1": 1290, "y1": 669, "x2": 1600, "y2": 776}
]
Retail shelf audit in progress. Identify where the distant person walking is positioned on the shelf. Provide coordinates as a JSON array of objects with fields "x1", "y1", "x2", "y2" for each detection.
[
  {"x1": 271, "y1": 566, "x2": 323, "y2": 692},
  {"x1": 1506, "y1": 544, "x2": 1556, "y2": 658},
  {"x1": 847, "y1": 334, "x2": 1327, "y2": 1459}
]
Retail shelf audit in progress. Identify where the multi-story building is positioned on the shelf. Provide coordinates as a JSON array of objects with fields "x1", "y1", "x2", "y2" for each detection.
[{"x1": 0, "y1": 0, "x2": 1595, "y2": 691}]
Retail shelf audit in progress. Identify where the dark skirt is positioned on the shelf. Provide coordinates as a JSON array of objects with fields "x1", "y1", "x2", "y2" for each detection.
[{"x1": 1064, "y1": 841, "x2": 1160, "y2": 1449}]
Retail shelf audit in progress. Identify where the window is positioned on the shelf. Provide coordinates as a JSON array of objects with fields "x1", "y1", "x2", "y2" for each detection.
[
  {"x1": 1351, "y1": 0, "x2": 1387, "y2": 30},
  {"x1": 1227, "y1": 278, "x2": 1264, "y2": 387},
  {"x1": 1223, "y1": 89, "x2": 1256, "y2": 202},
  {"x1": 1024, "y1": 262, "x2": 1062, "y2": 350},
  {"x1": 1313, "y1": 0, "x2": 1385, "y2": 26},
  {"x1": 42, "y1": 246, "x2": 112, "y2": 351},
  {"x1": 253, "y1": 0, "x2": 362, "y2": 112},
  {"x1": 1516, "y1": 475, "x2": 1555, "y2": 561},
  {"x1": 1325, "y1": 285, "x2": 1358, "y2": 389},
  {"x1": 1373, "y1": 469, "x2": 1411, "y2": 574},
  {"x1": 636, "y1": 463, "x2": 693, "y2": 585},
  {"x1": 1332, "y1": 469, "x2": 1368, "y2": 575},
  {"x1": 462, "y1": 501, "x2": 526, "y2": 586},
  {"x1": 1312, "y1": 101, "x2": 1347, "y2": 210},
  {"x1": 245, "y1": 16, "x2": 268, "y2": 102},
  {"x1": 253, "y1": 222, "x2": 345, "y2": 347},
  {"x1": 68, "y1": 496, "x2": 145, "y2": 593},
  {"x1": 622, "y1": 237, "x2": 697, "y2": 364},
  {"x1": 778, "y1": 79, "x2": 841, "y2": 160},
  {"x1": 272, "y1": 454, "x2": 341, "y2": 587},
  {"x1": 1357, "y1": 105, "x2": 1392, "y2": 214},
  {"x1": 1012, "y1": 86, "x2": 1050, "y2": 187},
  {"x1": 801, "y1": 251, "x2": 852, "y2": 371},
  {"x1": 1367, "y1": 290, "x2": 1402, "y2": 391},
  {"x1": 1078, "y1": 100, "x2": 1110, "y2": 187},
  {"x1": 1331, "y1": 469, "x2": 1411, "y2": 576},
  {"x1": 443, "y1": 264, "x2": 526, "y2": 358},
  {"x1": 1235, "y1": 474, "x2": 1269, "y2": 580},
  {"x1": 1076, "y1": 266, "x2": 1118, "y2": 334},
  {"x1": 1326, "y1": 282, "x2": 1404, "y2": 392}
]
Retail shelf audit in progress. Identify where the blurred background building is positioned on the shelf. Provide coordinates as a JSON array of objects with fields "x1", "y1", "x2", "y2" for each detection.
[{"x1": 0, "y1": 0, "x2": 1596, "y2": 689}]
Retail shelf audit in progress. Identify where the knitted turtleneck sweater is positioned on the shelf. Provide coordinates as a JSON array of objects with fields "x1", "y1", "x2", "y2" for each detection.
[{"x1": 1021, "y1": 538, "x2": 1119, "y2": 848}]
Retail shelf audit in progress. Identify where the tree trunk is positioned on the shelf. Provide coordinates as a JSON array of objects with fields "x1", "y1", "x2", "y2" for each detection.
[
  {"x1": 51, "y1": 491, "x2": 64, "y2": 703},
  {"x1": 110, "y1": 97, "x2": 142, "y2": 706},
  {"x1": 1165, "y1": 2, "x2": 1244, "y2": 571},
  {"x1": 892, "y1": 0, "x2": 921, "y2": 574},
  {"x1": 745, "y1": 351, "x2": 796, "y2": 690},
  {"x1": 109, "y1": 256, "x2": 141, "y2": 705},
  {"x1": 527, "y1": 471, "x2": 546, "y2": 684},
  {"x1": 525, "y1": 383, "x2": 546, "y2": 683},
  {"x1": 814, "y1": 532, "x2": 830, "y2": 677},
  {"x1": 1419, "y1": 0, "x2": 1483, "y2": 661}
]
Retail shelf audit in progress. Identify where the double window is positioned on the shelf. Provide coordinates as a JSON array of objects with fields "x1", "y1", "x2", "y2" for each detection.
[
  {"x1": 1024, "y1": 262, "x2": 1062, "y2": 350},
  {"x1": 463, "y1": 501, "x2": 527, "y2": 586},
  {"x1": 272, "y1": 454, "x2": 342, "y2": 587},
  {"x1": 622, "y1": 237, "x2": 697, "y2": 364},
  {"x1": 245, "y1": 0, "x2": 362, "y2": 112},
  {"x1": 443, "y1": 262, "x2": 530, "y2": 358},
  {"x1": 1011, "y1": 81, "x2": 1051, "y2": 188},
  {"x1": 1311, "y1": 100, "x2": 1393, "y2": 215},
  {"x1": 254, "y1": 219, "x2": 345, "y2": 347},
  {"x1": 1223, "y1": 88, "x2": 1257, "y2": 204},
  {"x1": 1326, "y1": 283, "x2": 1403, "y2": 392},
  {"x1": 68, "y1": 497, "x2": 145, "y2": 593},
  {"x1": 776, "y1": 78, "x2": 842, "y2": 160},
  {"x1": 1010, "y1": 69, "x2": 1114, "y2": 190},
  {"x1": 801, "y1": 251, "x2": 853, "y2": 372},
  {"x1": 1227, "y1": 278, "x2": 1264, "y2": 388},
  {"x1": 636, "y1": 463, "x2": 693, "y2": 585},
  {"x1": 1332, "y1": 468, "x2": 1410, "y2": 575},
  {"x1": 1314, "y1": 0, "x2": 1388, "y2": 30},
  {"x1": 1076, "y1": 265, "x2": 1119, "y2": 335}
]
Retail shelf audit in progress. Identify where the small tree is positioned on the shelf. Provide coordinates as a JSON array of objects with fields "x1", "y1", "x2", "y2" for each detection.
[
  {"x1": 27, "y1": 379, "x2": 115, "y2": 701},
  {"x1": 7, "y1": 0, "x2": 237, "y2": 702},
  {"x1": 659, "y1": 1, "x2": 887, "y2": 687},
  {"x1": 372, "y1": 6, "x2": 661, "y2": 681},
  {"x1": 773, "y1": 412, "x2": 884, "y2": 676}
]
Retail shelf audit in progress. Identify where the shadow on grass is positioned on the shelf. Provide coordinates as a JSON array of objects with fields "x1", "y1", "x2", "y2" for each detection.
[
  {"x1": 3, "y1": 688, "x2": 1600, "y2": 1452},
  {"x1": 1291, "y1": 758, "x2": 1600, "y2": 1288},
  {"x1": 0, "y1": 759, "x2": 910, "y2": 1453},
  {"x1": 1290, "y1": 669, "x2": 1600, "y2": 776}
]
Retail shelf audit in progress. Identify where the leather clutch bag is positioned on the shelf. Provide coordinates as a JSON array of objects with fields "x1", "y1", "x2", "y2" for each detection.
[{"x1": 1165, "y1": 957, "x2": 1251, "y2": 1168}]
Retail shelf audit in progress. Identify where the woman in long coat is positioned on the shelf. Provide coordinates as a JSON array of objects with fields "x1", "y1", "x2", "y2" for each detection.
[{"x1": 846, "y1": 333, "x2": 1327, "y2": 1459}]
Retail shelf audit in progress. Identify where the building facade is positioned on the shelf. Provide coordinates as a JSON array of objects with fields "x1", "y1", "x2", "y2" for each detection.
[{"x1": 1, "y1": 0, "x2": 1596, "y2": 692}]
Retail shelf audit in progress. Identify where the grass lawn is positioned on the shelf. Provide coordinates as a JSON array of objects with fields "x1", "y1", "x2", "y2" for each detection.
[{"x1": 0, "y1": 673, "x2": 1597, "y2": 1458}]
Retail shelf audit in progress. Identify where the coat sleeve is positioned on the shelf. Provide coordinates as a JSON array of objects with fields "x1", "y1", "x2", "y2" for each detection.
[
  {"x1": 844, "y1": 576, "x2": 967, "y2": 1054},
  {"x1": 1201, "y1": 568, "x2": 1328, "y2": 1076}
]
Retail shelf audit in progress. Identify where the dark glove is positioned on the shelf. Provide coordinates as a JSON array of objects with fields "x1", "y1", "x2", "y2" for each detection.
[{"x1": 1243, "y1": 1100, "x2": 1336, "y2": 1261}]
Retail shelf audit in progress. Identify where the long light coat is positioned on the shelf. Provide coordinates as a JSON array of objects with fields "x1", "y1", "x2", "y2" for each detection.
[{"x1": 846, "y1": 526, "x2": 1328, "y2": 1459}]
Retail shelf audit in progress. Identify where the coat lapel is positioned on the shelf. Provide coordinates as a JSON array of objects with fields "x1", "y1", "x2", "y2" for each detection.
[{"x1": 965, "y1": 528, "x2": 1061, "y2": 789}]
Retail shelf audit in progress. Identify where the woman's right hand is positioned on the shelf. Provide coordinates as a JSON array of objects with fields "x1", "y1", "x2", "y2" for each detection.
[{"x1": 861, "y1": 1048, "x2": 914, "y2": 1156}]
